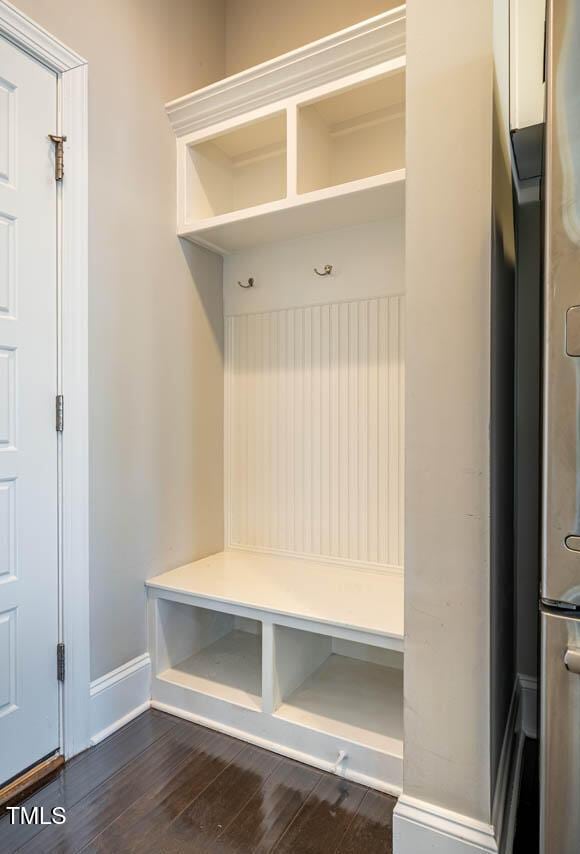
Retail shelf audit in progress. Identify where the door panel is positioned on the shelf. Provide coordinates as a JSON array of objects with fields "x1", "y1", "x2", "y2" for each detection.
[
  {"x1": 0, "y1": 37, "x2": 59, "y2": 784},
  {"x1": 0, "y1": 478, "x2": 16, "y2": 581},
  {"x1": 0, "y1": 213, "x2": 16, "y2": 316}
]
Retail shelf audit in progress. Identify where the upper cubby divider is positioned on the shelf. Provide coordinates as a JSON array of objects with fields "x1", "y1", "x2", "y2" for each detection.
[{"x1": 166, "y1": 7, "x2": 406, "y2": 255}]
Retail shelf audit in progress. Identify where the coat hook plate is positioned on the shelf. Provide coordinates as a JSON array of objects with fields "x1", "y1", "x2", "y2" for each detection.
[{"x1": 238, "y1": 277, "x2": 254, "y2": 288}]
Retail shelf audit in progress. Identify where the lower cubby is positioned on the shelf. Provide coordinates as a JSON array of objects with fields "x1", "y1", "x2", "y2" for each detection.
[
  {"x1": 272, "y1": 627, "x2": 403, "y2": 756},
  {"x1": 154, "y1": 599, "x2": 262, "y2": 711}
]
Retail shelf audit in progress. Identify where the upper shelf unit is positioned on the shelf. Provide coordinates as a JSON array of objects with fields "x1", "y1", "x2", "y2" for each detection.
[{"x1": 166, "y1": 7, "x2": 406, "y2": 255}]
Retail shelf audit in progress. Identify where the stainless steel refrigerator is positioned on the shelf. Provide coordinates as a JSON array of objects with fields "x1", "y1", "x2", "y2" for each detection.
[{"x1": 542, "y1": 1, "x2": 580, "y2": 851}]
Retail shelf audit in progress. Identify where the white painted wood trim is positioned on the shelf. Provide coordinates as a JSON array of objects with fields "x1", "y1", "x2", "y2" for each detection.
[
  {"x1": 165, "y1": 7, "x2": 406, "y2": 136},
  {"x1": 90, "y1": 702, "x2": 151, "y2": 748},
  {"x1": 151, "y1": 699, "x2": 402, "y2": 797},
  {"x1": 89, "y1": 654, "x2": 151, "y2": 746},
  {"x1": 394, "y1": 673, "x2": 534, "y2": 854},
  {"x1": 0, "y1": 0, "x2": 85, "y2": 71},
  {"x1": 59, "y1": 61, "x2": 90, "y2": 760},
  {"x1": 0, "y1": 2, "x2": 90, "y2": 760},
  {"x1": 393, "y1": 796, "x2": 499, "y2": 854},
  {"x1": 90, "y1": 653, "x2": 150, "y2": 697}
]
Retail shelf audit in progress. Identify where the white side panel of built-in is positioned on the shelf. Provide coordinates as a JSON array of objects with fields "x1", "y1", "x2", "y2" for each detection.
[{"x1": 225, "y1": 292, "x2": 404, "y2": 570}]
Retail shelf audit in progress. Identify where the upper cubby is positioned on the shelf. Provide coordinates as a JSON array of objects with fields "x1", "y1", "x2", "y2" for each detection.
[
  {"x1": 166, "y1": 7, "x2": 406, "y2": 254},
  {"x1": 186, "y1": 112, "x2": 287, "y2": 220},
  {"x1": 298, "y1": 71, "x2": 405, "y2": 194}
]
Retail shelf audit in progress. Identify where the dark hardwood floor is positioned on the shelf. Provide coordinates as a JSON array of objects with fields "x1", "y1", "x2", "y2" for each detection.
[{"x1": 0, "y1": 710, "x2": 395, "y2": 853}]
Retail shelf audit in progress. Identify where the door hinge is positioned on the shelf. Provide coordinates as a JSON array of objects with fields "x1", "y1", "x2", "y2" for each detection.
[
  {"x1": 48, "y1": 134, "x2": 67, "y2": 181},
  {"x1": 57, "y1": 643, "x2": 65, "y2": 682},
  {"x1": 56, "y1": 394, "x2": 64, "y2": 432}
]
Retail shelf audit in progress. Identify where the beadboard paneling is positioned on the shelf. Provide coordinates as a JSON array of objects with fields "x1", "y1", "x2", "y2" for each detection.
[{"x1": 225, "y1": 296, "x2": 404, "y2": 570}]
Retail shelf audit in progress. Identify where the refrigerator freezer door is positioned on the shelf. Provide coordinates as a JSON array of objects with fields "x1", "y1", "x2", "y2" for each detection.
[
  {"x1": 543, "y1": 0, "x2": 580, "y2": 605},
  {"x1": 541, "y1": 610, "x2": 580, "y2": 853}
]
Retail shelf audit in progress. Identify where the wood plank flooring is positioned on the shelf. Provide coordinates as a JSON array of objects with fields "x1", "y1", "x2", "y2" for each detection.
[{"x1": 0, "y1": 710, "x2": 395, "y2": 853}]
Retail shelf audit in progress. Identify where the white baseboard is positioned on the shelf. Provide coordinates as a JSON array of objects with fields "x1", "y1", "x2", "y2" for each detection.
[
  {"x1": 151, "y1": 698, "x2": 402, "y2": 797},
  {"x1": 394, "y1": 672, "x2": 537, "y2": 854},
  {"x1": 89, "y1": 653, "x2": 151, "y2": 745},
  {"x1": 393, "y1": 796, "x2": 499, "y2": 854}
]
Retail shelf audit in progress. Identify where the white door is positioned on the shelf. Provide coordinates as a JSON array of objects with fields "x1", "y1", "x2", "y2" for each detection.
[{"x1": 0, "y1": 36, "x2": 59, "y2": 784}]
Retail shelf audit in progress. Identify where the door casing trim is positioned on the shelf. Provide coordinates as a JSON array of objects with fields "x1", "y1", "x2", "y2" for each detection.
[{"x1": 0, "y1": 0, "x2": 90, "y2": 759}]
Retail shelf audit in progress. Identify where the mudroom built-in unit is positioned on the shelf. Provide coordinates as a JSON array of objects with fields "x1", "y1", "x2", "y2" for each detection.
[{"x1": 147, "y1": 6, "x2": 406, "y2": 795}]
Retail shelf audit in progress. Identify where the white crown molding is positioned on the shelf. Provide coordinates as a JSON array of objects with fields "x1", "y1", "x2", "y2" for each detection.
[
  {"x1": 393, "y1": 796, "x2": 499, "y2": 854},
  {"x1": 0, "y1": 0, "x2": 86, "y2": 71},
  {"x1": 165, "y1": 6, "x2": 406, "y2": 137}
]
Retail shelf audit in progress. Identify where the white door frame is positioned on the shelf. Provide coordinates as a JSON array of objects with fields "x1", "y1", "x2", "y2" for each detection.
[{"x1": 0, "y1": 1, "x2": 90, "y2": 759}]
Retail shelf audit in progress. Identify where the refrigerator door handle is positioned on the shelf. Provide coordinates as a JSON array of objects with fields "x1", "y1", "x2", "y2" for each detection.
[
  {"x1": 564, "y1": 648, "x2": 580, "y2": 674},
  {"x1": 565, "y1": 536, "x2": 580, "y2": 552}
]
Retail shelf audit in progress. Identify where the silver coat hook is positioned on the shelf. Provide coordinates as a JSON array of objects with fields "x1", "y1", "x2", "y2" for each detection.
[
  {"x1": 238, "y1": 277, "x2": 254, "y2": 289},
  {"x1": 314, "y1": 264, "x2": 333, "y2": 277}
]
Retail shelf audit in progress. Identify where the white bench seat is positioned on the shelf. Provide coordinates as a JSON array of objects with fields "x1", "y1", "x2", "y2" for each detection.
[{"x1": 146, "y1": 549, "x2": 404, "y2": 650}]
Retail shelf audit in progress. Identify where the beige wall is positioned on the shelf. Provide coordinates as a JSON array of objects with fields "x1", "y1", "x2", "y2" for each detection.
[
  {"x1": 225, "y1": 0, "x2": 401, "y2": 75},
  {"x1": 11, "y1": 0, "x2": 227, "y2": 679},
  {"x1": 403, "y1": 0, "x2": 494, "y2": 823}
]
